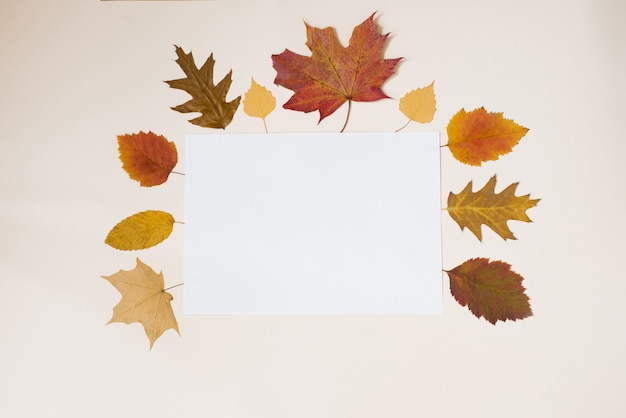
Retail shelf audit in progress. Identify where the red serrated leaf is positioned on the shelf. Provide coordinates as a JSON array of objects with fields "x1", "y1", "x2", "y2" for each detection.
[
  {"x1": 117, "y1": 131, "x2": 178, "y2": 187},
  {"x1": 271, "y1": 13, "x2": 401, "y2": 128},
  {"x1": 446, "y1": 258, "x2": 532, "y2": 324}
]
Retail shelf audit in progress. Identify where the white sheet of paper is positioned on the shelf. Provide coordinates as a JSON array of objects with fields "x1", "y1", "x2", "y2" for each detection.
[{"x1": 184, "y1": 133, "x2": 442, "y2": 314}]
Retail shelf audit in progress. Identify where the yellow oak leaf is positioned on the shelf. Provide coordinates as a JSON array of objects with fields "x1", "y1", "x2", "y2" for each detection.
[
  {"x1": 243, "y1": 78, "x2": 276, "y2": 132},
  {"x1": 398, "y1": 81, "x2": 436, "y2": 129},
  {"x1": 446, "y1": 175, "x2": 539, "y2": 241},
  {"x1": 102, "y1": 258, "x2": 179, "y2": 349},
  {"x1": 105, "y1": 210, "x2": 175, "y2": 250},
  {"x1": 446, "y1": 107, "x2": 528, "y2": 166}
]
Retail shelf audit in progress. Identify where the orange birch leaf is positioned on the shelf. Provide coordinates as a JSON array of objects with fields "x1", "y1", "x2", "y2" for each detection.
[
  {"x1": 446, "y1": 107, "x2": 528, "y2": 165},
  {"x1": 102, "y1": 258, "x2": 179, "y2": 349},
  {"x1": 165, "y1": 46, "x2": 241, "y2": 129},
  {"x1": 398, "y1": 81, "x2": 436, "y2": 124},
  {"x1": 105, "y1": 210, "x2": 175, "y2": 250},
  {"x1": 446, "y1": 175, "x2": 539, "y2": 241},
  {"x1": 446, "y1": 258, "x2": 532, "y2": 324},
  {"x1": 117, "y1": 131, "x2": 178, "y2": 187},
  {"x1": 271, "y1": 13, "x2": 401, "y2": 129}
]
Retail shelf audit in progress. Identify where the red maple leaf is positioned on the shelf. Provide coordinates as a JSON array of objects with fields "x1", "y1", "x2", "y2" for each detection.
[{"x1": 271, "y1": 13, "x2": 401, "y2": 131}]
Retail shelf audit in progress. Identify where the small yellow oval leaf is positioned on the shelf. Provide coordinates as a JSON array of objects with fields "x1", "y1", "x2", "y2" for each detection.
[
  {"x1": 399, "y1": 81, "x2": 436, "y2": 124},
  {"x1": 105, "y1": 210, "x2": 175, "y2": 250},
  {"x1": 243, "y1": 78, "x2": 276, "y2": 119}
]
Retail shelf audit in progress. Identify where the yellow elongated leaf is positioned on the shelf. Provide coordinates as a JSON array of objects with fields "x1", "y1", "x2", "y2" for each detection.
[
  {"x1": 446, "y1": 175, "x2": 539, "y2": 241},
  {"x1": 398, "y1": 81, "x2": 436, "y2": 123},
  {"x1": 102, "y1": 258, "x2": 179, "y2": 349},
  {"x1": 105, "y1": 210, "x2": 175, "y2": 250},
  {"x1": 243, "y1": 78, "x2": 276, "y2": 119}
]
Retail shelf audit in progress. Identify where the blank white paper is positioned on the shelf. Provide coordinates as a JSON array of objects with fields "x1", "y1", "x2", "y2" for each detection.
[{"x1": 184, "y1": 133, "x2": 442, "y2": 314}]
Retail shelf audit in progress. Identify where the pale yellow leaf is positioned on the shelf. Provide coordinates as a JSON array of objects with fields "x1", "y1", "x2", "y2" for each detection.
[
  {"x1": 399, "y1": 81, "x2": 436, "y2": 124},
  {"x1": 243, "y1": 78, "x2": 276, "y2": 119}
]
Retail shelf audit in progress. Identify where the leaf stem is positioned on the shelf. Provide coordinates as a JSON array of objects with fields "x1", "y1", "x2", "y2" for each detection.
[
  {"x1": 174, "y1": 221, "x2": 185, "y2": 224},
  {"x1": 164, "y1": 283, "x2": 184, "y2": 291},
  {"x1": 262, "y1": 117, "x2": 268, "y2": 134},
  {"x1": 172, "y1": 171, "x2": 185, "y2": 176},
  {"x1": 340, "y1": 99, "x2": 352, "y2": 133},
  {"x1": 395, "y1": 119, "x2": 411, "y2": 132}
]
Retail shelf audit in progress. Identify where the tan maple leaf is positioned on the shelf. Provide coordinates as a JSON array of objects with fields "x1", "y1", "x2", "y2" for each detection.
[
  {"x1": 102, "y1": 258, "x2": 180, "y2": 349},
  {"x1": 165, "y1": 46, "x2": 241, "y2": 129},
  {"x1": 446, "y1": 175, "x2": 539, "y2": 241}
]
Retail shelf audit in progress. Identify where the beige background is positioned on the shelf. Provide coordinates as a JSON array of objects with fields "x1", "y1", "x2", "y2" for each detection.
[{"x1": 1, "y1": 0, "x2": 625, "y2": 417}]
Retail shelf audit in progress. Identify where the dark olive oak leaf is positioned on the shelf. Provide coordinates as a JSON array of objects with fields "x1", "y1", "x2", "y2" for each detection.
[{"x1": 166, "y1": 46, "x2": 240, "y2": 129}]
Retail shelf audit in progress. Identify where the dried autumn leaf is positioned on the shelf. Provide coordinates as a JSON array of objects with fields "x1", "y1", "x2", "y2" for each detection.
[
  {"x1": 165, "y1": 45, "x2": 241, "y2": 129},
  {"x1": 271, "y1": 13, "x2": 401, "y2": 131},
  {"x1": 446, "y1": 107, "x2": 528, "y2": 165},
  {"x1": 243, "y1": 78, "x2": 276, "y2": 133},
  {"x1": 243, "y1": 78, "x2": 276, "y2": 119},
  {"x1": 397, "y1": 81, "x2": 436, "y2": 130},
  {"x1": 446, "y1": 258, "x2": 532, "y2": 324},
  {"x1": 446, "y1": 175, "x2": 539, "y2": 241},
  {"x1": 117, "y1": 131, "x2": 178, "y2": 187},
  {"x1": 105, "y1": 210, "x2": 175, "y2": 250},
  {"x1": 102, "y1": 258, "x2": 179, "y2": 348}
]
